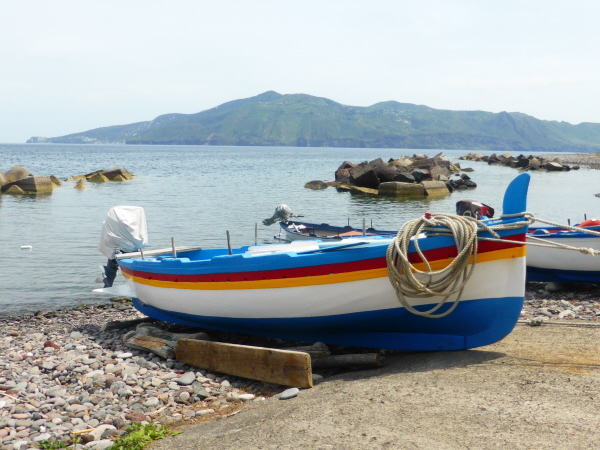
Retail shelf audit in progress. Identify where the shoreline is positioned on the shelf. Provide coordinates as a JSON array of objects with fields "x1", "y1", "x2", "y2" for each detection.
[
  {"x1": 538, "y1": 152, "x2": 600, "y2": 169},
  {"x1": 2, "y1": 281, "x2": 600, "y2": 449}
]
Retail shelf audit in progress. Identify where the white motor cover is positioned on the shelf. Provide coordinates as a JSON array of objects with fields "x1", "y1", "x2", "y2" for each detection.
[
  {"x1": 263, "y1": 204, "x2": 294, "y2": 226},
  {"x1": 99, "y1": 206, "x2": 148, "y2": 259}
]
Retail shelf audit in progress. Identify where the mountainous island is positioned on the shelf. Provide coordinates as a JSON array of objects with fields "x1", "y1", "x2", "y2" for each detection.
[{"x1": 27, "y1": 91, "x2": 600, "y2": 152}]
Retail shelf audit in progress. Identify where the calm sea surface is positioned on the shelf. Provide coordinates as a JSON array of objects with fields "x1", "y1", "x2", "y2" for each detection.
[{"x1": 0, "y1": 144, "x2": 597, "y2": 314}]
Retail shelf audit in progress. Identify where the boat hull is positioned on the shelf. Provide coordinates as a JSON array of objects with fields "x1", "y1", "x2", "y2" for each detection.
[
  {"x1": 122, "y1": 239, "x2": 526, "y2": 350},
  {"x1": 526, "y1": 233, "x2": 600, "y2": 283},
  {"x1": 132, "y1": 295, "x2": 524, "y2": 351}
]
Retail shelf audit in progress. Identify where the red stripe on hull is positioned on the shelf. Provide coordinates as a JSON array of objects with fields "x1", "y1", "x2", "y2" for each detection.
[{"x1": 409, "y1": 233, "x2": 525, "y2": 264}]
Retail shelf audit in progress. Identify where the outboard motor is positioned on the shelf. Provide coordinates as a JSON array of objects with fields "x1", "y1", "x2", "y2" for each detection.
[
  {"x1": 263, "y1": 204, "x2": 294, "y2": 226},
  {"x1": 98, "y1": 206, "x2": 148, "y2": 287},
  {"x1": 456, "y1": 200, "x2": 495, "y2": 220}
]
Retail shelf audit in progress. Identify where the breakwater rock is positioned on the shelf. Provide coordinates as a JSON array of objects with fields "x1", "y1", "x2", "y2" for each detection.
[
  {"x1": 306, "y1": 153, "x2": 477, "y2": 198},
  {"x1": 0, "y1": 165, "x2": 54, "y2": 195},
  {"x1": 0, "y1": 166, "x2": 134, "y2": 196},
  {"x1": 537, "y1": 153, "x2": 600, "y2": 170},
  {"x1": 459, "y1": 152, "x2": 581, "y2": 171},
  {"x1": 65, "y1": 168, "x2": 134, "y2": 183}
]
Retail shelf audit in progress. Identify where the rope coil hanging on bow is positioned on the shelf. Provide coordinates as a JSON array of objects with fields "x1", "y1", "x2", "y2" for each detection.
[{"x1": 386, "y1": 212, "x2": 532, "y2": 319}]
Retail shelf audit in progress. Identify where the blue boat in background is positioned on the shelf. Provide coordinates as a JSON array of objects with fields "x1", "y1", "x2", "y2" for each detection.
[
  {"x1": 275, "y1": 220, "x2": 396, "y2": 242},
  {"x1": 526, "y1": 222, "x2": 600, "y2": 284}
]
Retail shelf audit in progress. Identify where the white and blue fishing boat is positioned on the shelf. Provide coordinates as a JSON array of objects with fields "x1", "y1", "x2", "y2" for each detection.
[
  {"x1": 263, "y1": 204, "x2": 396, "y2": 242},
  {"x1": 99, "y1": 173, "x2": 531, "y2": 351},
  {"x1": 526, "y1": 221, "x2": 600, "y2": 283},
  {"x1": 275, "y1": 219, "x2": 396, "y2": 242}
]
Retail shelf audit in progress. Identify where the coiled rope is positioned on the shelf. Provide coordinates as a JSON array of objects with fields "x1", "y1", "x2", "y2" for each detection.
[
  {"x1": 387, "y1": 212, "x2": 600, "y2": 319},
  {"x1": 386, "y1": 212, "x2": 532, "y2": 319}
]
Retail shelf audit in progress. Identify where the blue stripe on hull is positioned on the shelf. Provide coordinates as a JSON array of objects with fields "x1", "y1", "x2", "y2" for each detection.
[
  {"x1": 132, "y1": 296, "x2": 524, "y2": 351},
  {"x1": 122, "y1": 228, "x2": 525, "y2": 276},
  {"x1": 527, "y1": 267, "x2": 600, "y2": 283}
]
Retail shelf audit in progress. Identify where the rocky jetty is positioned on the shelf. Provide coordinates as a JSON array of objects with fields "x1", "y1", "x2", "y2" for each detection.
[
  {"x1": 0, "y1": 166, "x2": 134, "y2": 196},
  {"x1": 459, "y1": 152, "x2": 581, "y2": 171},
  {"x1": 306, "y1": 153, "x2": 477, "y2": 198},
  {"x1": 537, "y1": 153, "x2": 600, "y2": 170}
]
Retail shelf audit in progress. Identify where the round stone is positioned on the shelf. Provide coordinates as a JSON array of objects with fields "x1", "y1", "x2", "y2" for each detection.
[
  {"x1": 176, "y1": 372, "x2": 196, "y2": 385},
  {"x1": 279, "y1": 388, "x2": 300, "y2": 400},
  {"x1": 144, "y1": 397, "x2": 160, "y2": 408}
]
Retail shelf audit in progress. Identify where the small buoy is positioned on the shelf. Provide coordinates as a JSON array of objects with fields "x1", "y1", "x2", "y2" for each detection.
[
  {"x1": 20, "y1": 245, "x2": 32, "y2": 250},
  {"x1": 577, "y1": 219, "x2": 600, "y2": 228}
]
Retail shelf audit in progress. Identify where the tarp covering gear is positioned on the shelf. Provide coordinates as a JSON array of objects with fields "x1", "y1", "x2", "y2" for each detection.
[
  {"x1": 98, "y1": 206, "x2": 148, "y2": 287},
  {"x1": 99, "y1": 206, "x2": 148, "y2": 258},
  {"x1": 263, "y1": 204, "x2": 294, "y2": 226}
]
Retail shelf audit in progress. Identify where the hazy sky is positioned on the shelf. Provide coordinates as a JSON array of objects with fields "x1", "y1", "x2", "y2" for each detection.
[{"x1": 2, "y1": 0, "x2": 600, "y2": 143}]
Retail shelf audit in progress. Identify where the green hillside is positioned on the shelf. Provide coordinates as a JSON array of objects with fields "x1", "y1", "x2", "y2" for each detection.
[{"x1": 27, "y1": 91, "x2": 600, "y2": 152}]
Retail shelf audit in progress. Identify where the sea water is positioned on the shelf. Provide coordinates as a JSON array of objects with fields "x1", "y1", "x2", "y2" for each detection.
[{"x1": 0, "y1": 144, "x2": 597, "y2": 314}]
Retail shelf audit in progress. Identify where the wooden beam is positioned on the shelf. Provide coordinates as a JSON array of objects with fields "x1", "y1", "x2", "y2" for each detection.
[
  {"x1": 116, "y1": 246, "x2": 203, "y2": 260},
  {"x1": 283, "y1": 342, "x2": 331, "y2": 357},
  {"x1": 176, "y1": 339, "x2": 313, "y2": 388},
  {"x1": 101, "y1": 317, "x2": 155, "y2": 332},
  {"x1": 123, "y1": 333, "x2": 176, "y2": 360},
  {"x1": 312, "y1": 353, "x2": 385, "y2": 369},
  {"x1": 135, "y1": 324, "x2": 211, "y2": 343}
]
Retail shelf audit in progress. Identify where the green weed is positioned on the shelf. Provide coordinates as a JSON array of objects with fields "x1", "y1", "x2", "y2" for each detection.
[
  {"x1": 107, "y1": 423, "x2": 181, "y2": 450},
  {"x1": 37, "y1": 424, "x2": 177, "y2": 450},
  {"x1": 38, "y1": 439, "x2": 69, "y2": 449}
]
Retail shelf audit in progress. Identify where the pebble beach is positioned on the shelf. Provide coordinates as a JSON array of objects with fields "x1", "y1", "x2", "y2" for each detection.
[
  {"x1": 2, "y1": 280, "x2": 599, "y2": 450},
  {"x1": 0, "y1": 299, "x2": 273, "y2": 450}
]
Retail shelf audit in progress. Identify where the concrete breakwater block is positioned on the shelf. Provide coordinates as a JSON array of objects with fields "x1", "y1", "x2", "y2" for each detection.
[
  {"x1": 421, "y1": 180, "x2": 451, "y2": 196},
  {"x1": 378, "y1": 181, "x2": 426, "y2": 197},
  {"x1": 1, "y1": 176, "x2": 54, "y2": 194}
]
